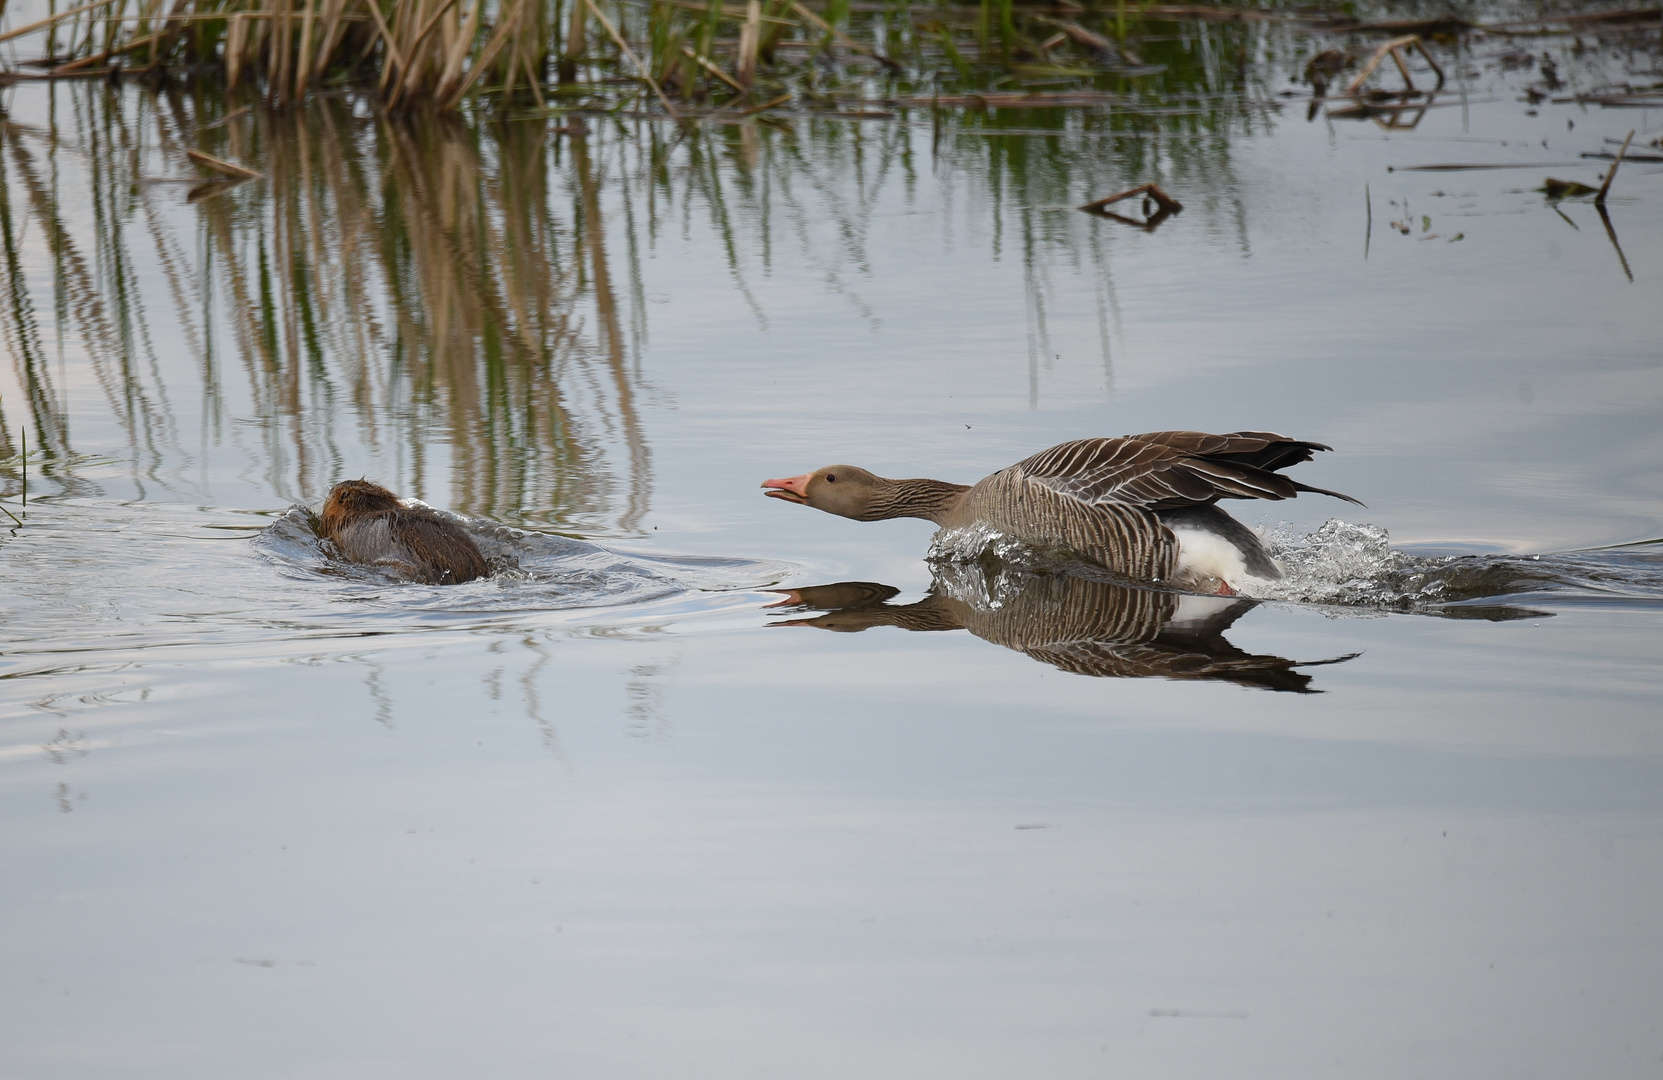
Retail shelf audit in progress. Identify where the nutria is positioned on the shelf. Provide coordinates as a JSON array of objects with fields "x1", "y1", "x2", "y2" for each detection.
[{"x1": 318, "y1": 479, "x2": 489, "y2": 585}]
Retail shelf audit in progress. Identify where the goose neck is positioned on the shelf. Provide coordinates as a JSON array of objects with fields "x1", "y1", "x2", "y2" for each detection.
[{"x1": 868, "y1": 478, "x2": 970, "y2": 525}]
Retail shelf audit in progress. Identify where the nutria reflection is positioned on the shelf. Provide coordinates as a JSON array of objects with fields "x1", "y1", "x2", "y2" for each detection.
[
  {"x1": 769, "y1": 565, "x2": 1354, "y2": 692},
  {"x1": 318, "y1": 480, "x2": 489, "y2": 585}
]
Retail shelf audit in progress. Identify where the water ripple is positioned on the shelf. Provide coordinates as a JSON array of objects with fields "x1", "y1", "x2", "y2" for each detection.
[{"x1": 1259, "y1": 520, "x2": 1663, "y2": 612}]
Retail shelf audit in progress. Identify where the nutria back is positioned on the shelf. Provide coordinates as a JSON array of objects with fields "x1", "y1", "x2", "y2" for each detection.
[{"x1": 319, "y1": 480, "x2": 489, "y2": 585}]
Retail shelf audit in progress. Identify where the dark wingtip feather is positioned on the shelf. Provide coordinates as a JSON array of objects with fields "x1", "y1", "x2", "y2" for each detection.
[{"x1": 1293, "y1": 480, "x2": 1366, "y2": 507}]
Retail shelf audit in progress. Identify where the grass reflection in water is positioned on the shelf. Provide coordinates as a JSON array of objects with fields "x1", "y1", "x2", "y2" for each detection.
[
  {"x1": 0, "y1": 57, "x2": 1258, "y2": 525},
  {"x1": 2, "y1": 90, "x2": 657, "y2": 529}
]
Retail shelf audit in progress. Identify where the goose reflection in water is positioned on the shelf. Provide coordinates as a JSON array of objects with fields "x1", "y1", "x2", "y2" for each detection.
[{"x1": 768, "y1": 564, "x2": 1356, "y2": 693}]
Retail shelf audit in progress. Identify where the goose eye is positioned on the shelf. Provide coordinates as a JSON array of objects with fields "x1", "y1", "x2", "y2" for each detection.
[{"x1": 825, "y1": 473, "x2": 837, "y2": 483}]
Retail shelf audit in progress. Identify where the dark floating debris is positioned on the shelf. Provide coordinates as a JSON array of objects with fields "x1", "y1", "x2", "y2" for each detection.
[
  {"x1": 1541, "y1": 178, "x2": 1600, "y2": 198},
  {"x1": 1322, "y1": 32, "x2": 1451, "y2": 128},
  {"x1": 1536, "y1": 131, "x2": 1638, "y2": 284},
  {"x1": 1400, "y1": 162, "x2": 1571, "y2": 171},
  {"x1": 1549, "y1": 91, "x2": 1663, "y2": 108},
  {"x1": 1345, "y1": 15, "x2": 1475, "y2": 35},
  {"x1": 1538, "y1": 130, "x2": 1634, "y2": 205},
  {"x1": 1544, "y1": 6, "x2": 1662, "y2": 25},
  {"x1": 1079, "y1": 182, "x2": 1184, "y2": 230},
  {"x1": 1304, "y1": 46, "x2": 1347, "y2": 97}
]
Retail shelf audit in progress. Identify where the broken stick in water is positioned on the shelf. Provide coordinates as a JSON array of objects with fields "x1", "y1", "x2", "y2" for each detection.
[
  {"x1": 1595, "y1": 130, "x2": 1634, "y2": 206},
  {"x1": 185, "y1": 149, "x2": 262, "y2": 181},
  {"x1": 1079, "y1": 183, "x2": 1184, "y2": 216},
  {"x1": 1345, "y1": 35, "x2": 1444, "y2": 98}
]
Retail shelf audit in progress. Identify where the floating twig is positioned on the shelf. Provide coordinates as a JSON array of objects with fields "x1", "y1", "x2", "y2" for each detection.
[
  {"x1": 1345, "y1": 35, "x2": 1443, "y2": 98},
  {"x1": 1079, "y1": 183, "x2": 1183, "y2": 231},
  {"x1": 1581, "y1": 151, "x2": 1663, "y2": 162},
  {"x1": 1595, "y1": 129, "x2": 1633, "y2": 206},
  {"x1": 1399, "y1": 161, "x2": 1577, "y2": 171},
  {"x1": 1079, "y1": 182, "x2": 1183, "y2": 215},
  {"x1": 186, "y1": 149, "x2": 262, "y2": 181},
  {"x1": 1548, "y1": 92, "x2": 1663, "y2": 107},
  {"x1": 1364, "y1": 181, "x2": 1371, "y2": 260}
]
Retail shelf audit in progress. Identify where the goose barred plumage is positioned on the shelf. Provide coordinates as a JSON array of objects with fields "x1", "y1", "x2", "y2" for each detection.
[{"x1": 762, "y1": 430, "x2": 1362, "y2": 595}]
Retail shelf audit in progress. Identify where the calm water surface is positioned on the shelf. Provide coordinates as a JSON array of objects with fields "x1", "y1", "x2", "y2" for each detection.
[{"x1": 2, "y1": 15, "x2": 1662, "y2": 1077}]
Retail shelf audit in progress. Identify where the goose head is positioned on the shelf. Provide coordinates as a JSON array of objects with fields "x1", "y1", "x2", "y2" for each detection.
[{"x1": 762, "y1": 466, "x2": 890, "y2": 521}]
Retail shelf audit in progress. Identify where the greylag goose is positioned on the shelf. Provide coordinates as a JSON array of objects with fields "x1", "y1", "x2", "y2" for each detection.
[
  {"x1": 769, "y1": 567, "x2": 1354, "y2": 691},
  {"x1": 318, "y1": 480, "x2": 489, "y2": 585},
  {"x1": 761, "y1": 431, "x2": 1361, "y2": 595}
]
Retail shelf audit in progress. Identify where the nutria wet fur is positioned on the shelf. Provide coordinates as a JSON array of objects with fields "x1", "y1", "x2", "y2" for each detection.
[{"x1": 318, "y1": 480, "x2": 489, "y2": 585}]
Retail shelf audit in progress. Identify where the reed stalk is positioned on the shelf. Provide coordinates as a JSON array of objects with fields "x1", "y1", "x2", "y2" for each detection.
[{"x1": 734, "y1": 0, "x2": 757, "y2": 87}]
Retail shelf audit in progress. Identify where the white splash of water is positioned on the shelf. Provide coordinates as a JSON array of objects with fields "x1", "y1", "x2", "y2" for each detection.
[
  {"x1": 929, "y1": 517, "x2": 1450, "y2": 608},
  {"x1": 928, "y1": 559, "x2": 1032, "y2": 612},
  {"x1": 927, "y1": 524, "x2": 1058, "y2": 570},
  {"x1": 1254, "y1": 518, "x2": 1436, "y2": 605},
  {"x1": 917, "y1": 516, "x2": 1658, "y2": 612}
]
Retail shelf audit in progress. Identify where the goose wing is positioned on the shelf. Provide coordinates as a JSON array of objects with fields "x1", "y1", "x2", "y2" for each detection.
[{"x1": 1011, "y1": 432, "x2": 1362, "y2": 511}]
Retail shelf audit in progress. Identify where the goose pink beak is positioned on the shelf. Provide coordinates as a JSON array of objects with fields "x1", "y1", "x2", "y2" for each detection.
[{"x1": 762, "y1": 474, "x2": 811, "y2": 505}]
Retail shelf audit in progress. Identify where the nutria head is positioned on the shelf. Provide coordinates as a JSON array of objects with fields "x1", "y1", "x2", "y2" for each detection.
[{"x1": 319, "y1": 479, "x2": 404, "y2": 540}]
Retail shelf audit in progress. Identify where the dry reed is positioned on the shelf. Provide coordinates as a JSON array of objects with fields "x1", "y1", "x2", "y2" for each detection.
[{"x1": 0, "y1": 0, "x2": 1349, "y2": 112}]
